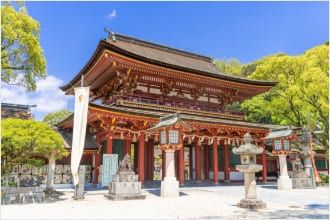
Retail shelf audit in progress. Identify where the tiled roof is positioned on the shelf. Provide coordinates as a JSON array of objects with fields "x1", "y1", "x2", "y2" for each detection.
[
  {"x1": 56, "y1": 128, "x2": 98, "y2": 150},
  {"x1": 90, "y1": 103, "x2": 285, "y2": 130}
]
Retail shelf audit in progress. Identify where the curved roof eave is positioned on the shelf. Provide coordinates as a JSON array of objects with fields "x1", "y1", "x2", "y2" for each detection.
[{"x1": 60, "y1": 40, "x2": 277, "y2": 92}]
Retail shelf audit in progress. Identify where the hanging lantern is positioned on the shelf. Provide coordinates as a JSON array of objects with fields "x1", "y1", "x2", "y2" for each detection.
[
  {"x1": 236, "y1": 139, "x2": 239, "y2": 146},
  {"x1": 224, "y1": 138, "x2": 228, "y2": 145},
  {"x1": 145, "y1": 134, "x2": 149, "y2": 142},
  {"x1": 132, "y1": 134, "x2": 137, "y2": 143},
  {"x1": 120, "y1": 132, "x2": 124, "y2": 140}
]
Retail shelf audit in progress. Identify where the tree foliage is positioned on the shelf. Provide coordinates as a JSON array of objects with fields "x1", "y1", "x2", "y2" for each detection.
[
  {"x1": 214, "y1": 59, "x2": 243, "y2": 76},
  {"x1": 1, "y1": 118, "x2": 68, "y2": 175},
  {"x1": 1, "y1": 3, "x2": 46, "y2": 91},
  {"x1": 241, "y1": 44, "x2": 329, "y2": 148},
  {"x1": 43, "y1": 109, "x2": 72, "y2": 127}
]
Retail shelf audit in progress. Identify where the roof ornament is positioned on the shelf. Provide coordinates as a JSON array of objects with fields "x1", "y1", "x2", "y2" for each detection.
[{"x1": 104, "y1": 28, "x2": 116, "y2": 41}]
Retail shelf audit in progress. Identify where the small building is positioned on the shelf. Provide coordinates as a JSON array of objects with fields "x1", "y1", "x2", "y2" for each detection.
[{"x1": 1, "y1": 103, "x2": 36, "y2": 119}]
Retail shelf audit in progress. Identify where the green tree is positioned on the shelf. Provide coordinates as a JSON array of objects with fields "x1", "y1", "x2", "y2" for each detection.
[
  {"x1": 214, "y1": 59, "x2": 243, "y2": 76},
  {"x1": 242, "y1": 44, "x2": 329, "y2": 148},
  {"x1": 43, "y1": 109, "x2": 72, "y2": 127},
  {"x1": 1, "y1": 118, "x2": 68, "y2": 188},
  {"x1": 1, "y1": 3, "x2": 46, "y2": 91}
]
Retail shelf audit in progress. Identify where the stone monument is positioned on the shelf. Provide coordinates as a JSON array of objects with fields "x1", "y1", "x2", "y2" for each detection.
[
  {"x1": 232, "y1": 133, "x2": 266, "y2": 209},
  {"x1": 290, "y1": 148, "x2": 316, "y2": 189},
  {"x1": 105, "y1": 154, "x2": 145, "y2": 200},
  {"x1": 74, "y1": 165, "x2": 85, "y2": 200}
]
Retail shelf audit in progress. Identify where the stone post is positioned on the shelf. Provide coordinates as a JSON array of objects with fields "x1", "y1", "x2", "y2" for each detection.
[
  {"x1": 74, "y1": 165, "x2": 85, "y2": 200},
  {"x1": 46, "y1": 153, "x2": 56, "y2": 191},
  {"x1": 277, "y1": 155, "x2": 292, "y2": 190},
  {"x1": 161, "y1": 150, "x2": 179, "y2": 197}
]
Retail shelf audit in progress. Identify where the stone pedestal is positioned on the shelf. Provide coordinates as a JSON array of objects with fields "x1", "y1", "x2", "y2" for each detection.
[
  {"x1": 233, "y1": 133, "x2": 266, "y2": 209},
  {"x1": 161, "y1": 177, "x2": 179, "y2": 197},
  {"x1": 277, "y1": 175, "x2": 293, "y2": 190},
  {"x1": 105, "y1": 154, "x2": 145, "y2": 201},
  {"x1": 161, "y1": 150, "x2": 179, "y2": 197},
  {"x1": 277, "y1": 155, "x2": 292, "y2": 190}
]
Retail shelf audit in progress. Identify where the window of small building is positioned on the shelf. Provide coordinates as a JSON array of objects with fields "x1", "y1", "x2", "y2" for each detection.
[
  {"x1": 283, "y1": 140, "x2": 290, "y2": 150},
  {"x1": 274, "y1": 140, "x2": 281, "y2": 150}
]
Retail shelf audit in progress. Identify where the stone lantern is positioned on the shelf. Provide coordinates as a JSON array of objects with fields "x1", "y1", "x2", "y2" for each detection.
[
  {"x1": 263, "y1": 128, "x2": 296, "y2": 190},
  {"x1": 147, "y1": 113, "x2": 191, "y2": 197},
  {"x1": 233, "y1": 133, "x2": 266, "y2": 209}
]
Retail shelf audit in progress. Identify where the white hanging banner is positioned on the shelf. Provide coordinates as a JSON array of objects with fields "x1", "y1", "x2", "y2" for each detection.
[{"x1": 71, "y1": 87, "x2": 89, "y2": 186}]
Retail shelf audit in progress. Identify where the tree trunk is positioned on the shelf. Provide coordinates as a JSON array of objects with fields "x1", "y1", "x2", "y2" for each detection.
[{"x1": 46, "y1": 153, "x2": 56, "y2": 190}]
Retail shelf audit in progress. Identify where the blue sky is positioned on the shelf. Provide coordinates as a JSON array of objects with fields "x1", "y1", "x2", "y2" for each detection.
[{"x1": 2, "y1": 1, "x2": 328, "y2": 120}]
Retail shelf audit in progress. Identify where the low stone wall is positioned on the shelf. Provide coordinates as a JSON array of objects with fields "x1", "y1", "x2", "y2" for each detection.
[
  {"x1": 291, "y1": 177, "x2": 315, "y2": 189},
  {"x1": 1, "y1": 186, "x2": 45, "y2": 205}
]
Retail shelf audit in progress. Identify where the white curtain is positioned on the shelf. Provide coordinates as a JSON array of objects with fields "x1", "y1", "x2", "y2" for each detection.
[{"x1": 71, "y1": 87, "x2": 89, "y2": 185}]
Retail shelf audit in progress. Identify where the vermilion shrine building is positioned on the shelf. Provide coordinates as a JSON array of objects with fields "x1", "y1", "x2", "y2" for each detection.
[{"x1": 57, "y1": 32, "x2": 327, "y2": 185}]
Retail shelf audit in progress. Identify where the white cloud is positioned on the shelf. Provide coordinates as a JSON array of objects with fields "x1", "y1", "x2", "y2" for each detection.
[
  {"x1": 106, "y1": 10, "x2": 117, "y2": 21},
  {"x1": 1, "y1": 75, "x2": 72, "y2": 120}
]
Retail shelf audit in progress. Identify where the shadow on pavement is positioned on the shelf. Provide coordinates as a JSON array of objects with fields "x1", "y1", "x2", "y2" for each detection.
[
  {"x1": 305, "y1": 203, "x2": 329, "y2": 210},
  {"x1": 145, "y1": 189, "x2": 188, "y2": 197}
]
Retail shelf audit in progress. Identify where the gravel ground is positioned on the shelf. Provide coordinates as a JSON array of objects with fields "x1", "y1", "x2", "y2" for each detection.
[{"x1": 1, "y1": 184, "x2": 328, "y2": 220}]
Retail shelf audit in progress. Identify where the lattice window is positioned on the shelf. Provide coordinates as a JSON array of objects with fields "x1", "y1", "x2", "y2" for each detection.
[
  {"x1": 274, "y1": 140, "x2": 282, "y2": 150},
  {"x1": 160, "y1": 130, "x2": 167, "y2": 144},
  {"x1": 168, "y1": 130, "x2": 179, "y2": 144},
  {"x1": 283, "y1": 140, "x2": 290, "y2": 150}
]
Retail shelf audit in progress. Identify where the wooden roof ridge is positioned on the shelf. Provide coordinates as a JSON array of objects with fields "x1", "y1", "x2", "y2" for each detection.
[{"x1": 109, "y1": 32, "x2": 213, "y2": 62}]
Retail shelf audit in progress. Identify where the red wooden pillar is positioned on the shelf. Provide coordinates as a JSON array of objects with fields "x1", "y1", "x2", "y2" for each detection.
[
  {"x1": 93, "y1": 133, "x2": 101, "y2": 184},
  {"x1": 106, "y1": 131, "x2": 113, "y2": 154},
  {"x1": 261, "y1": 141, "x2": 268, "y2": 182},
  {"x1": 179, "y1": 135, "x2": 185, "y2": 186},
  {"x1": 189, "y1": 147, "x2": 193, "y2": 180},
  {"x1": 195, "y1": 143, "x2": 202, "y2": 182},
  {"x1": 146, "y1": 140, "x2": 154, "y2": 180},
  {"x1": 204, "y1": 146, "x2": 210, "y2": 180},
  {"x1": 213, "y1": 139, "x2": 219, "y2": 184},
  {"x1": 224, "y1": 143, "x2": 230, "y2": 181},
  {"x1": 138, "y1": 134, "x2": 145, "y2": 184},
  {"x1": 93, "y1": 152, "x2": 101, "y2": 184},
  {"x1": 133, "y1": 143, "x2": 138, "y2": 173}
]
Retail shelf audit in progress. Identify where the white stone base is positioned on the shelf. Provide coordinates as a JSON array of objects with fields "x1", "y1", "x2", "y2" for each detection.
[
  {"x1": 277, "y1": 175, "x2": 293, "y2": 190},
  {"x1": 161, "y1": 177, "x2": 179, "y2": 197}
]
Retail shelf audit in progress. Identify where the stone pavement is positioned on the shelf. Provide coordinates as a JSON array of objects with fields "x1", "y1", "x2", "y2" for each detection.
[{"x1": 1, "y1": 183, "x2": 328, "y2": 219}]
